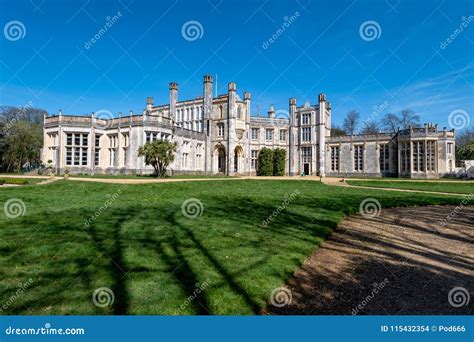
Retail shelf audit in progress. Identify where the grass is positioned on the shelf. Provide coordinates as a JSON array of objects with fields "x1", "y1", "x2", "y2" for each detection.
[
  {"x1": 69, "y1": 174, "x2": 233, "y2": 179},
  {"x1": 0, "y1": 180, "x2": 462, "y2": 315},
  {"x1": 346, "y1": 180, "x2": 474, "y2": 194},
  {"x1": 0, "y1": 178, "x2": 43, "y2": 185}
]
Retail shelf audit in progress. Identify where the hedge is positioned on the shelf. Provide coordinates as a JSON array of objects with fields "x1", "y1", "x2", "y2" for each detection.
[
  {"x1": 257, "y1": 148, "x2": 274, "y2": 176},
  {"x1": 273, "y1": 148, "x2": 286, "y2": 176}
]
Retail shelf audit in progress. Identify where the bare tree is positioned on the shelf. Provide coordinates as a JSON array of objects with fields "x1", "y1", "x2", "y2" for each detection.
[
  {"x1": 399, "y1": 109, "x2": 420, "y2": 129},
  {"x1": 361, "y1": 120, "x2": 380, "y2": 134},
  {"x1": 342, "y1": 110, "x2": 360, "y2": 135},
  {"x1": 381, "y1": 112, "x2": 400, "y2": 134}
]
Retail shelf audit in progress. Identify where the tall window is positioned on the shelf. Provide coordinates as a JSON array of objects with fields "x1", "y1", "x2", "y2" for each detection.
[
  {"x1": 182, "y1": 153, "x2": 188, "y2": 168},
  {"x1": 354, "y1": 145, "x2": 364, "y2": 172},
  {"x1": 65, "y1": 133, "x2": 88, "y2": 166},
  {"x1": 401, "y1": 142, "x2": 410, "y2": 172},
  {"x1": 427, "y1": 141, "x2": 436, "y2": 171},
  {"x1": 447, "y1": 142, "x2": 453, "y2": 154},
  {"x1": 95, "y1": 135, "x2": 101, "y2": 166},
  {"x1": 266, "y1": 129, "x2": 273, "y2": 141},
  {"x1": 331, "y1": 146, "x2": 340, "y2": 172},
  {"x1": 108, "y1": 135, "x2": 118, "y2": 167},
  {"x1": 413, "y1": 141, "x2": 424, "y2": 172},
  {"x1": 251, "y1": 150, "x2": 258, "y2": 169},
  {"x1": 237, "y1": 106, "x2": 242, "y2": 119},
  {"x1": 302, "y1": 127, "x2": 311, "y2": 141},
  {"x1": 302, "y1": 113, "x2": 310, "y2": 125},
  {"x1": 279, "y1": 130, "x2": 286, "y2": 141},
  {"x1": 379, "y1": 144, "x2": 389, "y2": 172},
  {"x1": 196, "y1": 143, "x2": 202, "y2": 168},
  {"x1": 251, "y1": 128, "x2": 259, "y2": 140},
  {"x1": 217, "y1": 123, "x2": 224, "y2": 137},
  {"x1": 302, "y1": 147, "x2": 311, "y2": 163}
]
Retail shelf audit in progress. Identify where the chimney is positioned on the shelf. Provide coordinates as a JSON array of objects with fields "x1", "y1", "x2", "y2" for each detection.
[
  {"x1": 268, "y1": 104, "x2": 275, "y2": 118},
  {"x1": 146, "y1": 96, "x2": 153, "y2": 111},
  {"x1": 169, "y1": 82, "x2": 178, "y2": 122}
]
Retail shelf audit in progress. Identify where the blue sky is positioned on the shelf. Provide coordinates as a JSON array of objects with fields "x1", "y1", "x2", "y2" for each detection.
[{"x1": 0, "y1": 0, "x2": 473, "y2": 129}]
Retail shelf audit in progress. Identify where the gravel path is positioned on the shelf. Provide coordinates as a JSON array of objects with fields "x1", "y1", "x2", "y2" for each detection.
[{"x1": 267, "y1": 205, "x2": 473, "y2": 315}]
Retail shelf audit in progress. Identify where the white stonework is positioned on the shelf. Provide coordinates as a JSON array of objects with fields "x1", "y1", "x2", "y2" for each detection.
[{"x1": 41, "y1": 75, "x2": 456, "y2": 178}]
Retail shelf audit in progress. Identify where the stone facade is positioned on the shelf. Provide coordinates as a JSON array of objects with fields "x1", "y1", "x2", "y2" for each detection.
[{"x1": 41, "y1": 75, "x2": 456, "y2": 178}]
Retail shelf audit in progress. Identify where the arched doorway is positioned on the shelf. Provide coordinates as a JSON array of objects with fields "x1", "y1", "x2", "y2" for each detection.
[
  {"x1": 234, "y1": 146, "x2": 244, "y2": 173},
  {"x1": 214, "y1": 145, "x2": 226, "y2": 174}
]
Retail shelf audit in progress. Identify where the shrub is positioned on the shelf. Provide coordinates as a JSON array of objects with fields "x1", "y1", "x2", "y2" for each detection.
[
  {"x1": 273, "y1": 148, "x2": 286, "y2": 176},
  {"x1": 0, "y1": 178, "x2": 29, "y2": 185},
  {"x1": 257, "y1": 148, "x2": 273, "y2": 176}
]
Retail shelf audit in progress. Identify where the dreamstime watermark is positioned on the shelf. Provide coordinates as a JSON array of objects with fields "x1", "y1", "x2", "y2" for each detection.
[
  {"x1": 440, "y1": 16, "x2": 474, "y2": 50},
  {"x1": 84, "y1": 190, "x2": 122, "y2": 227},
  {"x1": 448, "y1": 109, "x2": 470, "y2": 130},
  {"x1": 93, "y1": 109, "x2": 115, "y2": 129},
  {"x1": 448, "y1": 287, "x2": 470, "y2": 308},
  {"x1": 181, "y1": 198, "x2": 204, "y2": 219},
  {"x1": 2, "y1": 101, "x2": 33, "y2": 134},
  {"x1": 5, "y1": 323, "x2": 85, "y2": 336},
  {"x1": 181, "y1": 20, "x2": 204, "y2": 41},
  {"x1": 84, "y1": 11, "x2": 123, "y2": 49},
  {"x1": 0, "y1": 278, "x2": 34, "y2": 313},
  {"x1": 3, "y1": 20, "x2": 26, "y2": 41},
  {"x1": 262, "y1": 189, "x2": 300, "y2": 227},
  {"x1": 356, "y1": 100, "x2": 389, "y2": 134},
  {"x1": 359, "y1": 20, "x2": 381, "y2": 41},
  {"x1": 92, "y1": 287, "x2": 115, "y2": 308},
  {"x1": 439, "y1": 193, "x2": 473, "y2": 227},
  {"x1": 262, "y1": 11, "x2": 300, "y2": 49},
  {"x1": 359, "y1": 198, "x2": 381, "y2": 218},
  {"x1": 3, "y1": 198, "x2": 26, "y2": 219},
  {"x1": 352, "y1": 278, "x2": 389, "y2": 315},
  {"x1": 173, "y1": 279, "x2": 210, "y2": 314},
  {"x1": 270, "y1": 287, "x2": 292, "y2": 307}
]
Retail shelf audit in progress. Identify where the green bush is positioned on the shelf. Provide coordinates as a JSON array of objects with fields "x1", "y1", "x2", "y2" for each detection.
[
  {"x1": 257, "y1": 148, "x2": 274, "y2": 176},
  {"x1": 273, "y1": 148, "x2": 286, "y2": 176}
]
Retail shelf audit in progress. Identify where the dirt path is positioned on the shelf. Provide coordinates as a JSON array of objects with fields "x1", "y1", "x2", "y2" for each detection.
[{"x1": 267, "y1": 205, "x2": 473, "y2": 315}]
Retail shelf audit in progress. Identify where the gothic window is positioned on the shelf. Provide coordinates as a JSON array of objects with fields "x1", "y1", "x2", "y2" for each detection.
[
  {"x1": 302, "y1": 127, "x2": 311, "y2": 141},
  {"x1": 302, "y1": 147, "x2": 311, "y2": 163},
  {"x1": 401, "y1": 142, "x2": 410, "y2": 172},
  {"x1": 379, "y1": 144, "x2": 389, "y2": 172},
  {"x1": 331, "y1": 146, "x2": 340, "y2": 172},
  {"x1": 279, "y1": 130, "x2": 286, "y2": 141},
  {"x1": 251, "y1": 150, "x2": 258, "y2": 169},
  {"x1": 217, "y1": 123, "x2": 224, "y2": 137},
  {"x1": 302, "y1": 113, "x2": 310, "y2": 125},
  {"x1": 251, "y1": 128, "x2": 259, "y2": 140},
  {"x1": 427, "y1": 141, "x2": 435, "y2": 171},
  {"x1": 354, "y1": 145, "x2": 364, "y2": 172},
  {"x1": 237, "y1": 106, "x2": 242, "y2": 119},
  {"x1": 265, "y1": 129, "x2": 273, "y2": 141}
]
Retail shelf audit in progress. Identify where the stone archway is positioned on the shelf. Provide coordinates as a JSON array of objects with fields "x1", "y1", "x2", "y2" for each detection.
[
  {"x1": 234, "y1": 145, "x2": 244, "y2": 173},
  {"x1": 214, "y1": 145, "x2": 226, "y2": 174}
]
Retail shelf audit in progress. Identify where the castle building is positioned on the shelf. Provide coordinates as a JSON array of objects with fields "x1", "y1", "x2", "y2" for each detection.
[{"x1": 42, "y1": 75, "x2": 456, "y2": 178}]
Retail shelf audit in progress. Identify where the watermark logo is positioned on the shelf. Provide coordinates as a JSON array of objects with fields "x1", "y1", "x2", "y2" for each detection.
[
  {"x1": 84, "y1": 12, "x2": 123, "y2": 50},
  {"x1": 359, "y1": 198, "x2": 381, "y2": 218},
  {"x1": 448, "y1": 287, "x2": 470, "y2": 308},
  {"x1": 359, "y1": 20, "x2": 382, "y2": 41},
  {"x1": 0, "y1": 278, "x2": 34, "y2": 313},
  {"x1": 262, "y1": 189, "x2": 300, "y2": 226},
  {"x1": 84, "y1": 190, "x2": 122, "y2": 227},
  {"x1": 92, "y1": 287, "x2": 115, "y2": 308},
  {"x1": 181, "y1": 198, "x2": 204, "y2": 219},
  {"x1": 173, "y1": 279, "x2": 210, "y2": 314},
  {"x1": 448, "y1": 109, "x2": 470, "y2": 130},
  {"x1": 181, "y1": 21, "x2": 204, "y2": 41},
  {"x1": 4, "y1": 198, "x2": 26, "y2": 219},
  {"x1": 440, "y1": 193, "x2": 472, "y2": 227},
  {"x1": 440, "y1": 16, "x2": 474, "y2": 49},
  {"x1": 270, "y1": 287, "x2": 292, "y2": 307},
  {"x1": 94, "y1": 109, "x2": 115, "y2": 129},
  {"x1": 352, "y1": 278, "x2": 389, "y2": 315},
  {"x1": 4, "y1": 20, "x2": 26, "y2": 41},
  {"x1": 262, "y1": 12, "x2": 300, "y2": 49}
]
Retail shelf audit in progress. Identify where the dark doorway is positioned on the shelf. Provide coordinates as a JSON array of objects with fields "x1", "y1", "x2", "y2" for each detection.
[{"x1": 304, "y1": 163, "x2": 310, "y2": 175}]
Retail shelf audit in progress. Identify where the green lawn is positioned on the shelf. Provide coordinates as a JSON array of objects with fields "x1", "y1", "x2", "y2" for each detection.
[
  {"x1": 346, "y1": 180, "x2": 474, "y2": 194},
  {"x1": 0, "y1": 180, "x2": 462, "y2": 315},
  {"x1": 0, "y1": 177, "x2": 43, "y2": 185},
  {"x1": 69, "y1": 174, "x2": 233, "y2": 179}
]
